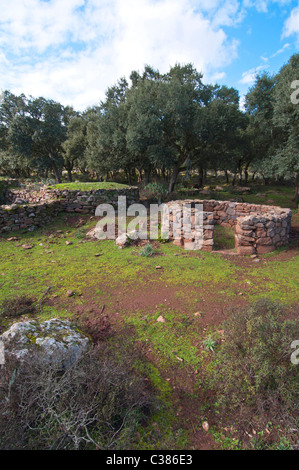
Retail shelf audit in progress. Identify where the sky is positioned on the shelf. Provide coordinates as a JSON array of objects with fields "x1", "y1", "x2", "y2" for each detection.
[{"x1": 0, "y1": 0, "x2": 298, "y2": 111}]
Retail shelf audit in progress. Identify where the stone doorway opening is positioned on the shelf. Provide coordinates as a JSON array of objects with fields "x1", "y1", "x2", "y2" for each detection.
[{"x1": 213, "y1": 224, "x2": 236, "y2": 252}]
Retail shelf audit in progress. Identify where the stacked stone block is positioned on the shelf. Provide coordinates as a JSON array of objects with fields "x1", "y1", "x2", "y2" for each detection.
[
  {"x1": 164, "y1": 199, "x2": 292, "y2": 255},
  {"x1": 0, "y1": 200, "x2": 61, "y2": 233},
  {"x1": 235, "y1": 210, "x2": 292, "y2": 255},
  {"x1": 164, "y1": 200, "x2": 215, "y2": 252}
]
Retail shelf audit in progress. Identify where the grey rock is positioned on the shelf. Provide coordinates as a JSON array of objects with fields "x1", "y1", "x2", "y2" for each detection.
[{"x1": 0, "y1": 318, "x2": 90, "y2": 370}]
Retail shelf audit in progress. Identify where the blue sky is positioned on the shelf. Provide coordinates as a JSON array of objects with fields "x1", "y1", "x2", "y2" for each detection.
[{"x1": 0, "y1": 0, "x2": 298, "y2": 111}]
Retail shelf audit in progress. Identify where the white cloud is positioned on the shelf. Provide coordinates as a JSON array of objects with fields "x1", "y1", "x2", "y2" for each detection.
[
  {"x1": 0, "y1": 0, "x2": 242, "y2": 110},
  {"x1": 270, "y1": 42, "x2": 291, "y2": 57},
  {"x1": 0, "y1": 0, "x2": 84, "y2": 53},
  {"x1": 283, "y1": 5, "x2": 299, "y2": 43},
  {"x1": 243, "y1": 0, "x2": 269, "y2": 13},
  {"x1": 0, "y1": 0, "x2": 296, "y2": 110},
  {"x1": 110, "y1": 0, "x2": 239, "y2": 76},
  {"x1": 239, "y1": 64, "x2": 268, "y2": 84},
  {"x1": 209, "y1": 71, "x2": 227, "y2": 82}
]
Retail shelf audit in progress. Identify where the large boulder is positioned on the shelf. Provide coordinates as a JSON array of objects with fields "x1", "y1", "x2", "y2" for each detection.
[{"x1": 0, "y1": 318, "x2": 90, "y2": 370}]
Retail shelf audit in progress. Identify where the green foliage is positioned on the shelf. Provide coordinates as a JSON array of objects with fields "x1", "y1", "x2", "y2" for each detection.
[
  {"x1": 209, "y1": 299, "x2": 299, "y2": 421},
  {"x1": 140, "y1": 243, "x2": 155, "y2": 258},
  {"x1": 74, "y1": 227, "x2": 86, "y2": 239},
  {"x1": 62, "y1": 112, "x2": 88, "y2": 181},
  {"x1": 203, "y1": 337, "x2": 216, "y2": 352},
  {"x1": 1, "y1": 54, "x2": 298, "y2": 190},
  {"x1": 142, "y1": 182, "x2": 168, "y2": 201},
  {"x1": 245, "y1": 53, "x2": 299, "y2": 198}
]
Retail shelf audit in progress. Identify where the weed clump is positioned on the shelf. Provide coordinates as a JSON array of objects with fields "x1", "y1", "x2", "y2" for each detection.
[
  {"x1": 142, "y1": 183, "x2": 167, "y2": 202},
  {"x1": 75, "y1": 227, "x2": 86, "y2": 239},
  {"x1": 140, "y1": 243, "x2": 155, "y2": 258}
]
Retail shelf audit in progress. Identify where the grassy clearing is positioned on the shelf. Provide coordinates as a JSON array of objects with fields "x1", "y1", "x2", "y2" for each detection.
[
  {"x1": 49, "y1": 182, "x2": 132, "y2": 191},
  {"x1": 125, "y1": 307, "x2": 209, "y2": 370},
  {"x1": 176, "y1": 183, "x2": 298, "y2": 210}
]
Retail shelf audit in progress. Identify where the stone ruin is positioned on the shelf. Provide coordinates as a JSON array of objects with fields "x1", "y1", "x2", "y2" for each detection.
[
  {"x1": 0, "y1": 180, "x2": 293, "y2": 256},
  {"x1": 164, "y1": 199, "x2": 292, "y2": 255},
  {"x1": 0, "y1": 185, "x2": 140, "y2": 233}
]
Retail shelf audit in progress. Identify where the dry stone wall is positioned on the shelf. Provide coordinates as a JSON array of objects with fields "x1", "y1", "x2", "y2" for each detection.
[
  {"x1": 0, "y1": 187, "x2": 292, "y2": 255},
  {"x1": 165, "y1": 199, "x2": 292, "y2": 255},
  {"x1": 0, "y1": 186, "x2": 139, "y2": 233},
  {"x1": 166, "y1": 201, "x2": 215, "y2": 252}
]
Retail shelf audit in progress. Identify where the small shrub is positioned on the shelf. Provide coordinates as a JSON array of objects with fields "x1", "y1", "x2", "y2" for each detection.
[
  {"x1": 140, "y1": 243, "x2": 155, "y2": 258},
  {"x1": 0, "y1": 341, "x2": 154, "y2": 450},
  {"x1": 142, "y1": 183, "x2": 168, "y2": 202},
  {"x1": 209, "y1": 299, "x2": 299, "y2": 425},
  {"x1": 203, "y1": 337, "x2": 216, "y2": 352},
  {"x1": 75, "y1": 227, "x2": 86, "y2": 239}
]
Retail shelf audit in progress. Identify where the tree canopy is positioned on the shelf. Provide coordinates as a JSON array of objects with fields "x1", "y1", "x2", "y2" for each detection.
[{"x1": 0, "y1": 54, "x2": 298, "y2": 199}]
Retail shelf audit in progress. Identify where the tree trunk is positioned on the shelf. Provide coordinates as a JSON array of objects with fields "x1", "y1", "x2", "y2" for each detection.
[
  {"x1": 198, "y1": 167, "x2": 204, "y2": 187},
  {"x1": 49, "y1": 152, "x2": 62, "y2": 183},
  {"x1": 168, "y1": 165, "x2": 181, "y2": 194},
  {"x1": 292, "y1": 173, "x2": 299, "y2": 202},
  {"x1": 52, "y1": 162, "x2": 62, "y2": 183},
  {"x1": 244, "y1": 169, "x2": 248, "y2": 184},
  {"x1": 144, "y1": 168, "x2": 151, "y2": 185},
  {"x1": 126, "y1": 168, "x2": 132, "y2": 185},
  {"x1": 224, "y1": 170, "x2": 229, "y2": 184}
]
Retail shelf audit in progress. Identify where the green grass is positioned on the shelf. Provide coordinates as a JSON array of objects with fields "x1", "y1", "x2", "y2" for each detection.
[
  {"x1": 1, "y1": 213, "x2": 298, "y2": 314},
  {"x1": 49, "y1": 182, "x2": 132, "y2": 191},
  {"x1": 0, "y1": 207, "x2": 298, "y2": 450},
  {"x1": 176, "y1": 183, "x2": 297, "y2": 210},
  {"x1": 246, "y1": 256, "x2": 299, "y2": 304},
  {"x1": 133, "y1": 359, "x2": 188, "y2": 450},
  {"x1": 125, "y1": 307, "x2": 209, "y2": 370},
  {"x1": 213, "y1": 225, "x2": 236, "y2": 250}
]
